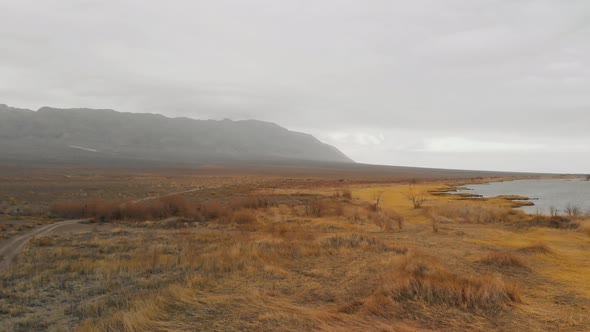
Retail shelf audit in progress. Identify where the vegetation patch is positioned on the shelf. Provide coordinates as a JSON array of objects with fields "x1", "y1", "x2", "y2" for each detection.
[
  {"x1": 528, "y1": 215, "x2": 579, "y2": 229},
  {"x1": 516, "y1": 243, "x2": 553, "y2": 255},
  {"x1": 479, "y1": 252, "x2": 531, "y2": 270},
  {"x1": 376, "y1": 253, "x2": 522, "y2": 313},
  {"x1": 428, "y1": 202, "x2": 519, "y2": 224},
  {"x1": 321, "y1": 234, "x2": 406, "y2": 253}
]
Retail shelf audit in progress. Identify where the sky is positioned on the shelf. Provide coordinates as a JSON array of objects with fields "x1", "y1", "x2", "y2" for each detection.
[{"x1": 1, "y1": 0, "x2": 589, "y2": 173}]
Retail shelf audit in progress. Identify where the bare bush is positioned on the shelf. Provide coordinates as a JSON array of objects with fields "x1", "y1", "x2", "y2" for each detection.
[
  {"x1": 404, "y1": 185, "x2": 427, "y2": 209},
  {"x1": 564, "y1": 204, "x2": 581, "y2": 217},
  {"x1": 369, "y1": 191, "x2": 384, "y2": 212},
  {"x1": 372, "y1": 210, "x2": 404, "y2": 231}
]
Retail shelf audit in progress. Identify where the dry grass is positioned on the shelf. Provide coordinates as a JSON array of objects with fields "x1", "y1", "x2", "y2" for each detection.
[
  {"x1": 428, "y1": 202, "x2": 519, "y2": 224},
  {"x1": 377, "y1": 253, "x2": 522, "y2": 312},
  {"x1": 479, "y1": 252, "x2": 530, "y2": 270},
  {"x1": 230, "y1": 209, "x2": 257, "y2": 225},
  {"x1": 2, "y1": 174, "x2": 590, "y2": 331},
  {"x1": 527, "y1": 215, "x2": 580, "y2": 229},
  {"x1": 50, "y1": 195, "x2": 200, "y2": 222},
  {"x1": 517, "y1": 242, "x2": 553, "y2": 254},
  {"x1": 579, "y1": 219, "x2": 590, "y2": 236}
]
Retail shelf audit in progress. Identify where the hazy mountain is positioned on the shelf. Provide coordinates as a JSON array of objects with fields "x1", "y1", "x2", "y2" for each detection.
[{"x1": 0, "y1": 104, "x2": 353, "y2": 165}]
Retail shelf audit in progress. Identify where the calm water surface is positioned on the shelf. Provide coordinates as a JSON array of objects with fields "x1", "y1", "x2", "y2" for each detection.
[{"x1": 456, "y1": 178, "x2": 590, "y2": 215}]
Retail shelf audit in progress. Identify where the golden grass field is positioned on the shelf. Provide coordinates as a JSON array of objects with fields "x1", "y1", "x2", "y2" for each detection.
[{"x1": 0, "y1": 167, "x2": 588, "y2": 331}]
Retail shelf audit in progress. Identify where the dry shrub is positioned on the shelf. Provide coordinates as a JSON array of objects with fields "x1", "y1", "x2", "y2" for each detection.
[
  {"x1": 231, "y1": 209, "x2": 257, "y2": 225},
  {"x1": 580, "y1": 220, "x2": 590, "y2": 236},
  {"x1": 228, "y1": 195, "x2": 273, "y2": 210},
  {"x1": 50, "y1": 199, "x2": 122, "y2": 221},
  {"x1": 51, "y1": 195, "x2": 203, "y2": 222},
  {"x1": 430, "y1": 203, "x2": 516, "y2": 224},
  {"x1": 528, "y1": 215, "x2": 579, "y2": 229},
  {"x1": 377, "y1": 253, "x2": 522, "y2": 312},
  {"x1": 479, "y1": 252, "x2": 530, "y2": 270},
  {"x1": 371, "y1": 211, "x2": 405, "y2": 231},
  {"x1": 305, "y1": 198, "x2": 328, "y2": 217},
  {"x1": 343, "y1": 206, "x2": 367, "y2": 224},
  {"x1": 199, "y1": 200, "x2": 225, "y2": 220},
  {"x1": 31, "y1": 236, "x2": 53, "y2": 247},
  {"x1": 341, "y1": 190, "x2": 353, "y2": 200}
]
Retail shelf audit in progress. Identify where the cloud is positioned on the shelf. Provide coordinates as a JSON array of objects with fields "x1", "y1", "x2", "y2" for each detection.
[
  {"x1": 0, "y1": 0, "x2": 589, "y2": 172},
  {"x1": 419, "y1": 138, "x2": 545, "y2": 153}
]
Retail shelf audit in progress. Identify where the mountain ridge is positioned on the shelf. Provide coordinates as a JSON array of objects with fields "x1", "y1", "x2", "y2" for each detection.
[{"x1": 0, "y1": 104, "x2": 353, "y2": 165}]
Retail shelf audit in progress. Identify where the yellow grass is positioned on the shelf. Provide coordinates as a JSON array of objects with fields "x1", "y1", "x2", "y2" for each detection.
[{"x1": 1, "y1": 173, "x2": 589, "y2": 331}]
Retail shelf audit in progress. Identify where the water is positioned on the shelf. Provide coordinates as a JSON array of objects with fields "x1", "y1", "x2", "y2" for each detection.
[{"x1": 456, "y1": 178, "x2": 590, "y2": 215}]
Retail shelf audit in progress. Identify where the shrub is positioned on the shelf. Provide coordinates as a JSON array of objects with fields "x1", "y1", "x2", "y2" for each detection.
[
  {"x1": 372, "y1": 211, "x2": 404, "y2": 231},
  {"x1": 228, "y1": 195, "x2": 273, "y2": 210},
  {"x1": 231, "y1": 209, "x2": 257, "y2": 225},
  {"x1": 369, "y1": 191, "x2": 384, "y2": 211},
  {"x1": 341, "y1": 190, "x2": 352, "y2": 200},
  {"x1": 199, "y1": 201, "x2": 225, "y2": 220},
  {"x1": 50, "y1": 195, "x2": 203, "y2": 222},
  {"x1": 304, "y1": 198, "x2": 326, "y2": 217},
  {"x1": 564, "y1": 204, "x2": 582, "y2": 217},
  {"x1": 404, "y1": 185, "x2": 427, "y2": 209},
  {"x1": 528, "y1": 215, "x2": 579, "y2": 229}
]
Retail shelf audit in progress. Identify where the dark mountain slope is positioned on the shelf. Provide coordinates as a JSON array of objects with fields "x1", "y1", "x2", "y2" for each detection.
[{"x1": 0, "y1": 104, "x2": 353, "y2": 165}]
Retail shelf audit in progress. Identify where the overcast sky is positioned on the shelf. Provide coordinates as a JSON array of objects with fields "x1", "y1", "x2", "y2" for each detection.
[{"x1": 1, "y1": 0, "x2": 589, "y2": 173}]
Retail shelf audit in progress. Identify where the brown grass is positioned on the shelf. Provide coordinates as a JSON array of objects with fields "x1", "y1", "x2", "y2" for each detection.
[
  {"x1": 428, "y1": 202, "x2": 518, "y2": 224},
  {"x1": 517, "y1": 243, "x2": 553, "y2": 254},
  {"x1": 528, "y1": 215, "x2": 580, "y2": 229},
  {"x1": 321, "y1": 234, "x2": 406, "y2": 253},
  {"x1": 377, "y1": 253, "x2": 522, "y2": 312},
  {"x1": 579, "y1": 219, "x2": 590, "y2": 236},
  {"x1": 3, "y1": 173, "x2": 590, "y2": 331},
  {"x1": 479, "y1": 252, "x2": 530, "y2": 270},
  {"x1": 231, "y1": 209, "x2": 257, "y2": 225}
]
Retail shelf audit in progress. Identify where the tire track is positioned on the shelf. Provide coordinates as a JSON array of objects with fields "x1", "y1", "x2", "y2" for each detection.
[{"x1": 0, "y1": 219, "x2": 84, "y2": 272}]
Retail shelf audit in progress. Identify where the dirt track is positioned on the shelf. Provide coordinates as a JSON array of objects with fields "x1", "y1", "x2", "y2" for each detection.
[{"x1": 0, "y1": 219, "x2": 84, "y2": 272}]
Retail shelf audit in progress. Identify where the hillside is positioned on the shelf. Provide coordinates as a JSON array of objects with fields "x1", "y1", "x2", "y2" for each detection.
[{"x1": 0, "y1": 104, "x2": 353, "y2": 165}]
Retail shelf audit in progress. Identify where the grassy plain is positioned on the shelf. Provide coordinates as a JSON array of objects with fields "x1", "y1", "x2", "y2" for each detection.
[{"x1": 0, "y1": 166, "x2": 588, "y2": 331}]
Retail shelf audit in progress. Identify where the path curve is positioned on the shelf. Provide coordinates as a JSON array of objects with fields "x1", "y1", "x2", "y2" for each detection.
[
  {"x1": 130, "y1": 187, "x2": 204, "y2": 204},
  {"x1": 0, "y1": 186, "x2": 205, "y2": 273},
  {"x1": 0, "y1": 219, "x2": 85, "y2": 272}
]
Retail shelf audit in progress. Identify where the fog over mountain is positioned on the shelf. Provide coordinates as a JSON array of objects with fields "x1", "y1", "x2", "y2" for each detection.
[{"x1": 0, "y1": 104, "x2": 353, "y2": 165}]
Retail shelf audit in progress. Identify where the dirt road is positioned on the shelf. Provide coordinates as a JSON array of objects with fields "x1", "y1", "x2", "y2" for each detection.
[
  {"x1": 130, "y1": 187, "x2": 204, "y2": 204},
  {"x1": 0, "y1": 187, "x2": 204, "y2": 273},
  {"x1": 0, "y1": 219, "x2": 84, "y2": 272}
]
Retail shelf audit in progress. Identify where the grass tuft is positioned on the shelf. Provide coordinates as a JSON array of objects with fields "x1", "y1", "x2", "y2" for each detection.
[
  {"x1": 479, "y1": 252, "x2": 530, "y2": 270},
  {"x1": 377, "y1": 253, "x2": 522, "y2": 312}
]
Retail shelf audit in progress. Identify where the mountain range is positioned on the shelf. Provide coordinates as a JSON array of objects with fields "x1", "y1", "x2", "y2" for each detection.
[{"x1": 0, "y1": 104, "x2": 353, "y2": 166}]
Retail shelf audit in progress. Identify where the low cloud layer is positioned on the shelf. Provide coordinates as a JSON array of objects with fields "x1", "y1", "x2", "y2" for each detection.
[{"x1": 1, "y1": 0, "x2": 589, "y2": 172}]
